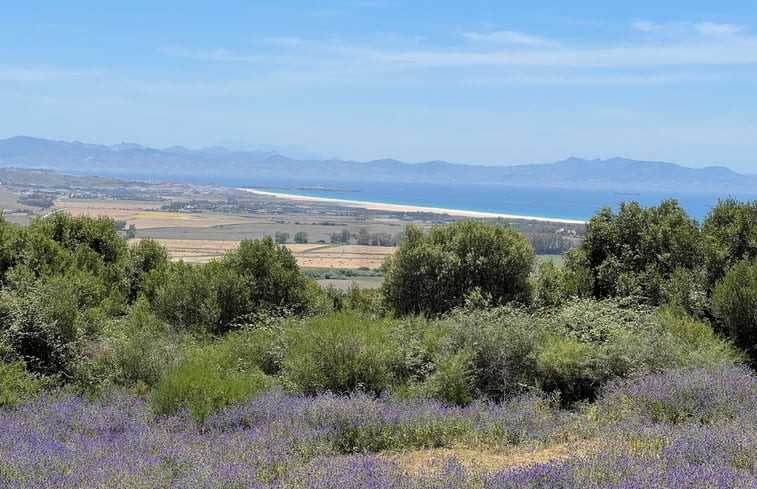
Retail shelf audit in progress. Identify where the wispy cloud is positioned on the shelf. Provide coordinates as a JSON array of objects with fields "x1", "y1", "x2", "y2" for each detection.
[
  {"x1": 157, "y1": 19, "x2": 757, "y2": 87},
  {"x1": 631, "y1": 19, "x2": 661, "y2": 32},
  {"x1": 632, "y1": 19, "x2": 747, "y2": 37},
  {"x1": 262, "y1": 36, "x2": 311, "y2": 47},
  {"x1": 461, "y1": 30, "x2": 549, "y2": 45},
  {"x1": 160, "y1": 46, "x2": 263, "y2": 62},
  {"x1": 0, "y1": 67, "x2": 99, "y2": 82},
  {"x1": 695, "y1": 22, "x2": 745, "y2": 36},
  {"x1": 461, "y1": 72, "x2": 716, "y2": 87}
]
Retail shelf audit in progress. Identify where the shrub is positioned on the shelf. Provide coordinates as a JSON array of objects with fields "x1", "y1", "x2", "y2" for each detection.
[
  {"x1": 152, "y1": 343, "x2": 277, "y2": 422},
  {"x1": 532, "y1": 260, "x2": 567, "y2": 308},
  {"x1": 535, "y1": 335, "x2": 600, "y2": 403},
  {"x1": 282, "y1": 312, "x2": 405, "y2": 395},
  {"x1": 439, "y1": 307, "x2": 546, "y2": 400},
  {"x1": 73, "y1": 303, "x2": 185, "y2": 392},
  {"x1": 711, "y1": 258, "x2": 757, "y2": 361},
  {"x1": 406, "y1": 350, "x2": 475, "y2": 406},
  {"x1": 0, "y1": 360, "x2": 47, "y2": 408},
  {"x1": 432, "y1": 301, "x2": 741, "y2": 404}
]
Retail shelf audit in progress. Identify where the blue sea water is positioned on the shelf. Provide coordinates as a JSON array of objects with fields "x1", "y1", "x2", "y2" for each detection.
[{"x1": 87, "y1": 171, "x2": 757, "y2": 222}]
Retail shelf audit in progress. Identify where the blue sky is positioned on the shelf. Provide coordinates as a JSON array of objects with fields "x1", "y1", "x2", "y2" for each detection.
[{"x1": 2, "y1": 1, "x2": 757, "y2": 171}]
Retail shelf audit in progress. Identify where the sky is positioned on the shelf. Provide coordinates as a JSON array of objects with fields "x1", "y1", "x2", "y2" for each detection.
[{"x1": 2, "y1": 0, "x2": 757, "y2": 171}]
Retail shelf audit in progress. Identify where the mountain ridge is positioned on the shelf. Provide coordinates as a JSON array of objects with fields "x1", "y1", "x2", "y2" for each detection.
[{"x1": 0, "y1": 135, "x2": 752, "y2": 192}]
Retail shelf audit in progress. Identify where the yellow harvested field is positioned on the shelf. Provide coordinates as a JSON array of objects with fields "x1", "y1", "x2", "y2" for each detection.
[
  {"x1": 295, "y1": 246, "x2": 393, "y2": 268},
  {"x1": 130, "y1": 238, "x2": 394, "y2": 268},
  {"x1": 130, "y1": 239, "x2": 240, "y2": 258},
  {"x1": 326, "y1": 245, "x2": 396, "y2": 255},
  {"x1": 132, "y1": 212, "x2": 197, "y2": 220}
]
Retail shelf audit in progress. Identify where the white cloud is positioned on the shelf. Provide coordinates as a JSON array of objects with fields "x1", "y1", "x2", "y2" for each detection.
[
  {"x1": 632, "y1": 19, "x2": 660, "y2": 32},
  {"x1": 159, "y1": 46, "x2": 262, "y2": 62},
  {"x1": 461, "y1": 30, "x2": 548, "y2": 45},
  {"x1": 695, "y1": 22, "x2": 745, "y2": 36}
]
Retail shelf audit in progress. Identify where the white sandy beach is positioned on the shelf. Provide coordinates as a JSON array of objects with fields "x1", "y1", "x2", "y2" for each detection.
[{"x1": 240, "y1": 188, "x2": 587, "y2": 225}]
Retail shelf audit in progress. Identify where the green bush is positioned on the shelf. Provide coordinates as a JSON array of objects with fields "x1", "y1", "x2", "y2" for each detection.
[
  {"x1": 535, "y1": 335, "x2": 600, "y2": 403},
  {"x1": 73, "y1": 303, "x2": 186, "y2": 392},
  {"x1": 406, "y1": 350, "x2": 475, "y2": 405},
  {"x1": 711, "y1": 259, "x2": 757, "y2": 361},
  {"x1": 282, "y1": 312, "x2": 405, "y2": 394},
  {"x1": 428, "y1": 300, "x2": 741, "y2": 405},
  {"x1": 533, "y1": 260, "x2": 567, "y2": 308},
  {"x1": 439, "y1": 307, "x2": 546, "y2": 400},
  {"x1": 0, "y1": 360, "x2": 47, "y2": 408},
  {"x1": 152, "y1": 343, "x2": 277, "y2": 422}
]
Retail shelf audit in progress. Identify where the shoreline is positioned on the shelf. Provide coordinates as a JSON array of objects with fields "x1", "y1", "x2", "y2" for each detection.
[{"x1": 240, "y1": 188, "x2": 587, "y2": 225}]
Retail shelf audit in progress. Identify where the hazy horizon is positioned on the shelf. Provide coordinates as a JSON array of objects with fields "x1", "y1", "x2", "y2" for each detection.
[{"x1": 3, "y1": 1, "x2": 757, "y2": 172}]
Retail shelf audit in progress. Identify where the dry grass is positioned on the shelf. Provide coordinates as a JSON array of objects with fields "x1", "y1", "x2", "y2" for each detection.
[{"x1": 384, "y1": 440, "x2": 593, "y2": 476}]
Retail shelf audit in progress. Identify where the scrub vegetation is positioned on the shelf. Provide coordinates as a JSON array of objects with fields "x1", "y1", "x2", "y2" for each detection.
[{"x1": 1, "y1": 198, "x2": 756, "y2": 488}]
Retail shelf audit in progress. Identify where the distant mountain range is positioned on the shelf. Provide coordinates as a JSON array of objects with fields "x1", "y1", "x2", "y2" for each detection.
[{"x1": 0, "y1": 136, "x2": 753, "y2": 192}]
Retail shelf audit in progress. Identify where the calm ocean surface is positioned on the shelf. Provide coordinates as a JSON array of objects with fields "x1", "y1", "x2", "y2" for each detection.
[{"x1": 91, "y1": 171, "x2": 757, "y2": 222}]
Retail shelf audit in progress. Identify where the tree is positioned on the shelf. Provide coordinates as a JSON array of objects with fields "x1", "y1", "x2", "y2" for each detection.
[
  {"x1": 567, "y1": 199, "x2": 701, "y2": 303},
  {"x1": 125, "y1": 238, "x2": 169, "y2": 302},
  {"x1": 381, "y1": 221, "x2": 535, "y2": 316},
  {"x1": 223, "y1": 237, "x2": 315, "y2": 315},
  {"x1": 294, "y1": 231, "x2": 308, "y2": 244},
  {"x1": 701, "y1": 199, "x2": 757, "y2": 289},
  {"x1": 356, "y1": 228, "x2": 371, "y2": 245},
  {"x1": 711, "y1": 258, "x2": 757, "y2": 362},
  {"x1": 274, "y1": 232, "x2": 289, "y2": 244}
]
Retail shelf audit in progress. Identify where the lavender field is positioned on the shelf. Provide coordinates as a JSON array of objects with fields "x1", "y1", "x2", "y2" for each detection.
[{"x1": 1, "y1": 365, "x2": 754, "y2": 488}]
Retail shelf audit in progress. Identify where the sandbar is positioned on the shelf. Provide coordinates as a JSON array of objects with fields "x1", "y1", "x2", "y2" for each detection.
[{"x1": 240, "y1": 188, "x2": 586, "y2": 224}]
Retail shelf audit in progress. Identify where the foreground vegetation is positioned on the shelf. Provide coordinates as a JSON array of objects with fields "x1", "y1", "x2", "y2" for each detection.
[
  {"x1": 1, "y1": 365, "x2": 754, "y2": 487},
  {"x1": 1, "y1": 197, "x2": 756, "y2": 487}
]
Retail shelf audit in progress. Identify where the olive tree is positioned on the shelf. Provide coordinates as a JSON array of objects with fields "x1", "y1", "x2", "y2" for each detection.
[{"x1": 381, "y1": 221, "x2": 534, "y2": 316}]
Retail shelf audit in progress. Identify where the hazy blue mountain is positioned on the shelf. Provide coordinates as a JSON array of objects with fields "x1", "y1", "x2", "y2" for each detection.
[{"x1": 0, "y1": 136, "x2": 753, "y2": 192}]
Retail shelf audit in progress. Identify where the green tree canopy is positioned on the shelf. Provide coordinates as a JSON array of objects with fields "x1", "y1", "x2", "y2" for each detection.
[
  {"x1": 567, "y1": 199, "x2": 701, "y2": 303},
  {"x1": 381, "y1": 220, "x2": 534, "y2": 316},
  {"x1": 701, "y1": 198, "x2": 757, "y2": 289}
]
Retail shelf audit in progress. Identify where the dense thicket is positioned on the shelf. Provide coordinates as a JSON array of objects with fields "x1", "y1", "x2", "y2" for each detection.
[{"x1": 565, "y1": 198, "x2": 757, "y2": 362}]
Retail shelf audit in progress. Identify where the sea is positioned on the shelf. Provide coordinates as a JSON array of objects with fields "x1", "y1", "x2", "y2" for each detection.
[{"x1": 88, "y1": 171, "x2": 757, "y2": 223}]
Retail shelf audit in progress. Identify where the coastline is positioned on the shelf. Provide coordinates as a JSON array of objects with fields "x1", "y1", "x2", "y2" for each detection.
[{"x1": 240, "y1": 188, "x2": 587, "y2": 225}]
